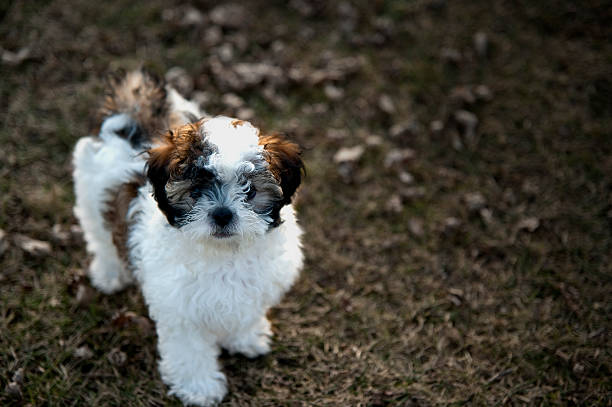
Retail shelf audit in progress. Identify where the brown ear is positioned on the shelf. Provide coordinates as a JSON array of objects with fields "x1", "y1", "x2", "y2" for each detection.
[
  {"x1": 259, "y1": 133, "x2": 304, "y2": 205},
  {"x1": 146, "y1": 122, "x2": 205, "y2": 226},
  {"x1": 146, "y1": 132, "x2": 182, "y2": 226}
]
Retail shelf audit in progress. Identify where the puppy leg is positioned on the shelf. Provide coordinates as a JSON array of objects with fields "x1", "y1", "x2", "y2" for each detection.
[
  {"x1": 222, "y1": 316, "x2": 272, "y2": 358},
  {"x1": 157, "y1": 320, "x2": 227, "y2": 406},
  {"x1": 87, "y1": 245, "x2": 132, "y2": 294},
  {"x1": 73, "y1": 137, "x2": 133, "y2": 294}
]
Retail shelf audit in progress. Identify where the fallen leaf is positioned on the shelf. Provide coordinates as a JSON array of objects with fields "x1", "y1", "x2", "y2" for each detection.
[
  {"x1": 75, "y1": 283, "x2": 95, "y2": 307},
  {"x1": 401, "y1": 186, "x2": 426, "y2": 199},
  {"x1": 236, "y1": 107, "x2": 255, "y2": 120},
  {"x1": 15, "y1": 234, "x2": 51, "y2": 256},
  {"x1": 166, "y1": 66, "x2": 194, "y2": 96},
  {"x1": 107, "y1": 348, "x2": 127, "y2": 366},
  {"x1": 12, "y1": 368, "x2": 24, "y2": 384},
  {"x1": 0, "y1": 229, "x2": 7, "y2": 256},
  {"x1": 430, "y1": 120, "x2": 444, "y2": 133},
  {"x1": 454, "y1": 110, "x2": 479, "y2": 141},
  {"x1": 450, "y1": 86, "x2": 476, "y2": 105},
  {"x1": 378, "y1": 94, "x2": 396, "y2": 115},
  {"x1": 474, "y1": 84, "x2": 492, "y2": 101},
  {"x1": 326, "y1": 128, "x2": 349, "y2": 140},
  {"x1": 2, "y1": 47, "x2": 30, "y2": 66},
  {"x1": 221, "y1": 93, "x2": 245, "y2": 109},
  {"x1": 233, "y1": 62, "x2": 284, "y2": 87},
  {"x1": 209, "y1": 4, "x2": 247, "y2": 28},
  {"x1": 390, "y1": 120, "x2": 421, "y2": 138},
  {"x1": 398, "y1": 171, "x2": 414, "y2": 184},
  {"x1": 464, "y1": 192, "x2": 486, "y2": 211},
  {"x1": 443, "y1": 217, "x2": 461, "y2": 233},
  {"x1": 74, "y1": 346, "x2": 94, "y2": 359},
  {"x1": 517, "y1": 217, "x2": 540, "y2": 232},
  {"x1": 473, "y1": 31, "x2": 488, "y2": 57},
  {"x1": 112, "y1": 311, "x2": 153, "y2": 336},
  {"x1": 334, "y1": 145, "x2": 365, "y2": 163},
  {"x1": 440, "y1": 47, "x2": 462, "y2": 63},
  {"x1": 5, "y1": 382, "x2": 21, "y2": 397},
  {"x1": 70, "y1": 224, "x2": 83, "y2": 238},
  {"x1": 408, "y1": 218, "x2": 424, "y2": 236},
  {"x1": 365, "y1": 135, "x2": 383, "y2": 146},
  {"x1": 51, "y1": 224, "x2": 70, "y2": 244},
  {"x1": 324, "y1": 84, "x2": 344, "y2": 101},
  {"x1": 386, "y1": 195, "x2": 403, "y2": 213},
  {"x1": 479, "y1": 208, "x2": 494, "y2": 224},
  {"x1": 384, "y1": 148, "x2": 416, "y2": 168}
]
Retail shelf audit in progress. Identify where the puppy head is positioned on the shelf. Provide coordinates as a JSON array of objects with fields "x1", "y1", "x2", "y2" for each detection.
[{"x1": 146, "y1": 116, "x2": 303, "y2": 241}]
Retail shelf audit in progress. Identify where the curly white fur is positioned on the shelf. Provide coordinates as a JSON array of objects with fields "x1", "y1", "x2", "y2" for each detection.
[{"x1": 73, "y1": 89, "x2": 303, "y2": 406}]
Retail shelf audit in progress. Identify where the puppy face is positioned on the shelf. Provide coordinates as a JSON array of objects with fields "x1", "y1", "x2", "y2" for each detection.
[{"x1": 146, "y1": 117, "x2": 303, "y2": 241}]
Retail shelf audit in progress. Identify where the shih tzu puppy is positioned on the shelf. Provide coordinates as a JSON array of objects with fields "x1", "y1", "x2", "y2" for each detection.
[{"x1": 72, "y1": 69, "x2": 304, "y2": 406}]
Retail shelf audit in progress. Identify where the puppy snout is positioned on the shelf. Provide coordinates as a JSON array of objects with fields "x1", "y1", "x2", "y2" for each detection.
[{"x1": 211, "y1": 207, "x2": 233, "y2": 227}]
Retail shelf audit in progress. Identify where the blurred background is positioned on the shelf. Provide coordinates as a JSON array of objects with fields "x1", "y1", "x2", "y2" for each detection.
[{"x1": 1, "y1": 1, "x2": 610, "y2": 405}]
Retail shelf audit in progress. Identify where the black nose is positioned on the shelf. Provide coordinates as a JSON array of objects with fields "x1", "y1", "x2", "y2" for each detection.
[{"x1": 211, "y1": 207, "x2": 233, "y2": 227}]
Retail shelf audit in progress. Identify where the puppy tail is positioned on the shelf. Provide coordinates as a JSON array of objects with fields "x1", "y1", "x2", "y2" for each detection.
[{"x1": 99, "y1": 69, "x2": 169, "y2": 147}]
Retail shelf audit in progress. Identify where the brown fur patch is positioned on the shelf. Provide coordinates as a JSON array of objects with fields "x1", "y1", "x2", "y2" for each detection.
[
  {"x1": 103, "y1": 174, "x2": 146, "y2": 269},
  {"x1": 231, "y1": 119, "x2": 245, "y2": 128},
  {"x1": 99, "y1": 69, "x2": 168, "y2": 140},
  {"x1": 258, "y1": 133, "x2": 304, "y2": 205},
  {"x1": 146, "y1": 121, "x2": 206, "y2": 225},
  {"x1": 148, "y1": 121, "x2": 204, "y2": 177}
]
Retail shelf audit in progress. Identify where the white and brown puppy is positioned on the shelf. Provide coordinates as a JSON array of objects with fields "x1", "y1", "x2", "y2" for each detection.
[{"x1": 73, "y1": 70, "x2": 304, "y2": 406}]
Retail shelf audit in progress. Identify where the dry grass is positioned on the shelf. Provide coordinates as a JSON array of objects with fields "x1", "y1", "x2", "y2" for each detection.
[{"x1": 1, "y1": 1, "x2": 610, "y2": 405}]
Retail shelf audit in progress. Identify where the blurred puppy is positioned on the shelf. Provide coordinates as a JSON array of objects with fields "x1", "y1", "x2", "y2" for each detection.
[{"x1": 72, "y1": 70, "x2": 304, "y2": 406}]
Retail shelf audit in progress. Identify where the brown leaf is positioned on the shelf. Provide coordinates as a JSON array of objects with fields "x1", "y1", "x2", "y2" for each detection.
[
  {"x1": 474, "y1": 84, "x2": 493, "y2": 101},
  {"x1": 107, "y1": 348, "x2": 127, "y2": 366},
  {"x1": 398, "y1": 171, "x2": 414, "y2": 184},
  {"x1": 165, "y1": 66, "x2": 194, "y2": 96},
  {"x1": 324, "y1": 84, "x2": 344, "y2": 101},
  {"x1": 112, "y1": 311, "x2": 154, "y2": 336},
  {"x1": 517, "y1": 217, "x2": 540, "y2": 232},
  {"x1": 385, "y1": 195, "x2": 403, "y2": 213},
  {"x1": 74, "y1": 346, "x2": 94, "y2": 359},
  {"x1": 51, "y1": 224, "x2": 71, "y2": 244},
  {"x1": 209, "y1": 4, "x2": 247, "y2": 28},
  {"x1": 440, "y1": 47, "x2": 462, "y2": 63},
  {"x1": 390, "y1": 120, "x2": 421, "y2": 138},
  {"x1": 450, "y1": 86, "x2": 476, "y2": 105},
  {"x1": 454, "y1": 110, "x2": 479, "y2": 140},
  {"x1": 384, "y1": 148, "x2": 416, "y2": 168},
  {"x1": 464, "y1": 192, "x2": 486, "y2": 211},
  {"x1": 75, "y1": 283, "x2": 95, "y2": 307},
  {"x1": 334, "y1": 146, "x2": 365, "y2": 164},
  {"x1": 430, "y1": 119, "x2": 444, "y2": 134},
  {"x1": 408, "y1": 218, "x2": 424, "y2": 236},
  {"x1": 2, "y1": 47, "x2": 31, "y2": 66},
  {"x1": 0, "y1": 229, "x2": 7, "y2": 257},
  {"x1": 11, "y1": 368, "x2": 24, "y2": 384},
  {"x1": 365, "y1": 135, "x2": 383, "y2": 146},
  {"x1": 221, "y1": 93, "x2": 245, "y2": 109},
  {"x1": 473, "y1": 31, "x2": 488, "y2": 57},
  {"x1": 378, "y1": 94, "x2": 396, "y2": 115},
  {"x1": 5, "y1": 382, "x2": 21, "y2": 397},
  {"x1": 15, "y1": 234, "x2": 51, "y2": 256}
]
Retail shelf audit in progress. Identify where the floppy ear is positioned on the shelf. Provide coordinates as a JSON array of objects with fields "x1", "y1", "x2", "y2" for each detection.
[
  {"x1": 259, "y1": 133, "x2": 304, "y2": 205},
  {"x1": 146, "y1": 132, "x2": 182, "y2": 226}
]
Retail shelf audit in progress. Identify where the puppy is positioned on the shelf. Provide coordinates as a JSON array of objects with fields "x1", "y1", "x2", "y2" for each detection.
[{"x1": 73, "y1": 70, "x2": 304, "y2": 406}]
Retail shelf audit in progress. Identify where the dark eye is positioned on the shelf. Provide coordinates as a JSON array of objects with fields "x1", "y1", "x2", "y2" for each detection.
[{"x1": 246, "y1": 184, "x2": 256, "y2": 200}]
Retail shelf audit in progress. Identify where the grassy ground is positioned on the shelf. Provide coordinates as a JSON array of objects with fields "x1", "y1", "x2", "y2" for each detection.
[{"x1": 1, "y1": 0, "x2": 610, "y2": 405}]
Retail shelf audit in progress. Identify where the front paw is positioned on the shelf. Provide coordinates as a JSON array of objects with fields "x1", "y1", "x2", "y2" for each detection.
[
  {"x1": 224, "y1": 318, "x2": 272, "y2": 358},
  {"x1": 167, "y1": 371, "x2": 227, "y2": 407},
  {"x1": 88, "y1": 257, "x2": 131, "y2": 294}
]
